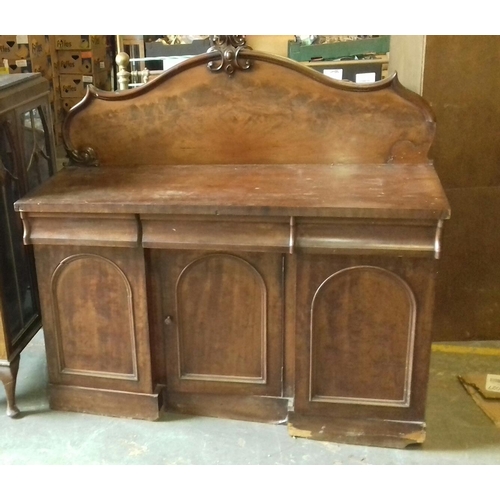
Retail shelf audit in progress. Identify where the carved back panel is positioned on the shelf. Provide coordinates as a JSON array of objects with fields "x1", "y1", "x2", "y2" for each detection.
[{"x1": 64, "y1": 50, "x2": 435, "y2": 168}]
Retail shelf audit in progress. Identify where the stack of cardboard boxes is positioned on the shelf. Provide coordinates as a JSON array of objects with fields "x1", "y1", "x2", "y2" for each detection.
[
  {"x1": 0, "y1": 35, "x2": 52, "y2": 78},
  {"x1": 0, "y1": 35, "x2": 114, "y2": 144},
  {"x1": 54, "y1": 35, "x2": 111, "y2": 109},
  {"x1": 52, "y1": 35, "x2": 113, "y2": 142}
]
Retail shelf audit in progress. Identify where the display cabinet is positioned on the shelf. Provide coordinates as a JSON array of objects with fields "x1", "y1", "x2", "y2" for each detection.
[{"x1": 0, "y1": 74, "x2": 56, "y2": 416}]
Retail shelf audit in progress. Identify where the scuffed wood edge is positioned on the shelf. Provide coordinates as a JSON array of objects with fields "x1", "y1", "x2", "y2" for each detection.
[{"x1": 288, "y1": 413, "x2": 426, "y2": 449}]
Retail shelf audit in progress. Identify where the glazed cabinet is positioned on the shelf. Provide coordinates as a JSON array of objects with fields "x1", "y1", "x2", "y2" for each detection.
[{"x1": 0, "y1": 74, "x2": 55, "y2": 416}]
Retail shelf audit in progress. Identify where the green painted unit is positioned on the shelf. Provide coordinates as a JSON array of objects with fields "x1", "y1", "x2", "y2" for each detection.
[{"x1": 288, "y1": 36, "x2": 391, "y2": 62}]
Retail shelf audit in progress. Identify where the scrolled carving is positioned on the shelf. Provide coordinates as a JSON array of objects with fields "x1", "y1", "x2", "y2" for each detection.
[
  {"x1": 62, "y1": 88, "x2": 100, "y2": 167},
  {"x1": 66, "y1": 146, "x2": 99, "y2": 167},
  {"x1": 207, "y1": 35, "x2": 252, "y2": 76}
]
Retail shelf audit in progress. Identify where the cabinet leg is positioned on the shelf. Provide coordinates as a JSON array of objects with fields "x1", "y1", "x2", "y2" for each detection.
[{"x1": 0, "y1": 356, "x2": 20, "y2": 418}]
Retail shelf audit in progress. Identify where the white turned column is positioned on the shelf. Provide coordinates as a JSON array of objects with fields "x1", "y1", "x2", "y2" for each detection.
[{"x1": 115, "y1": 52, "x2": 131, "y2": 91}]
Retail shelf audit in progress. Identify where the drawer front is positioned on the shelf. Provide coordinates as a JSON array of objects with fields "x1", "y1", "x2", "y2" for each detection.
[
  {"x1": 141, "y1": 215, "x2": 290, "y2": 253},
  {"x1": 21, "y1": 213, "x2": 139, "y2": 247},
  {"x1": 296, "y1": 219, "x2": 440, "y2": 257}
]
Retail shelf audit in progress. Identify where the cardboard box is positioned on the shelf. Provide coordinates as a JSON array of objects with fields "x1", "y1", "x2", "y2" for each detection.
[
  {"x1": 53, "y1": 119, "x2": 64, "y2": 145},
  {"x1": 50, "y1": 78, "x2": 60, "y2": 101},
  {"x1": 0, "y1": 35, "x2": 52, "y2": 78},
  {"x1": 0, "y1": 35, "x2": 50, "y2": 60},
  {"x1": 31, "y1": 57, "x2": 52, "y2": 79},
  {"x1": 54, "y1": 35, "x2": 107, "y2": 51},
  {"x1": 1, "y1": 55, "x2": 52, "y2": 78},
  {"x1": 60, "y1": 97, "x2": 83, "y2": 113},
  {"x1": 59, "y1": 71, "x2": 111, "y2": 98},
  {"x1": 52, "y1": 97, "x2": 66, "y2": 122},
  {"x1": 1, "y1": 58, "x2": 33, "y2": 74},
  {"x1": 57, "y1": 48, "x2": 109, "y2": 74},
  {"x1": 29, "y1": 36, "x2": 51, "y2": 59},
  {"x1": 459, "y1": 373, "x2": 500, "y2": 427},
  {"x1": 52, "y1": 98, "x2": 68, "y2": 146}
]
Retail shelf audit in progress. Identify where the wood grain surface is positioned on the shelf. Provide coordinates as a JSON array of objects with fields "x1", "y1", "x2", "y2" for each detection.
[
  {"x1": 64, "y1": 53, "x2": 435, "y2": 168},
  {"x1": 15, "y1": 164, "x2": 450, "y2": 220}
]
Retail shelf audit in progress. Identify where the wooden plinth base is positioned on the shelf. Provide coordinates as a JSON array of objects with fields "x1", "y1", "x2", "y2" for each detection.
[
  {"x1": 288, "y1": 412, "x2": 426, "y2": 449},
  {"x1": 49, "y1": 384, "x2": 163, "y2": 421},
  {"x1": 165, "y1": 392, "x2": 289, "y2": 424}
]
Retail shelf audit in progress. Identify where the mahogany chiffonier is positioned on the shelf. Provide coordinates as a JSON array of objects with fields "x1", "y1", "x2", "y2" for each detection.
[
  {"x1": 14, "y1": 38, "x2": 450, "y2": 447},
  {"x1": 0, "y1": 73, "x2": 56, "y2": 416}
]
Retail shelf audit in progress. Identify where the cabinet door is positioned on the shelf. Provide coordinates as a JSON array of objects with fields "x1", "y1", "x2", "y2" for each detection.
[
  {"x1": 295, "y1": 254, "x2": 436, "y2": 422},
  {"x1": 0, "y1": 102, "x2": 56, "y2": 359},
  {"x1": 34, "y1": 245, "x2": 154, "y2": 395},
  {"x1": 18, "y1": 105, "x2": 55, "y2": 193},
  {"x1": 0, "y1": 120, "x2": 39, "y2": 355},
  {"x1": 157, "y1": 251, "x2": 284, "y2": 397}
]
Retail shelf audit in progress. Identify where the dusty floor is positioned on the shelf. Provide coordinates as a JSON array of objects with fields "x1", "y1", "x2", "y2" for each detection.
[{"x1": 1, "y1": 331, "x2": 499, "y2": 465}]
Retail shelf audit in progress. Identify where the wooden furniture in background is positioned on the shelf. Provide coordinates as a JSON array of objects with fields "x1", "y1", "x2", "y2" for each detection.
[
  {"x1": 0, "y1": 73, "x2": 56, "y2": 416},
  {"x1": 15, "y1": 37, "x2": 450, "y2": 447},
  {"x1": 289, "y1": 36, "x2": 390, "y2": 83},
  {"x1": 302, "y1": 56, "x2": 389, "y2": 83}
]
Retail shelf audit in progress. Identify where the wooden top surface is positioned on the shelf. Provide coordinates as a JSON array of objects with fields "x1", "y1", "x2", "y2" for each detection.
[
  {"x1": 0, "y1": 73, "x2": 49, "y2": 115},
  {"x1": 15, "y1": 164, "x2": 450, "y2": 220},
  {"x1": 0, "y1": 73, "x2": 38, "y2": 91}
]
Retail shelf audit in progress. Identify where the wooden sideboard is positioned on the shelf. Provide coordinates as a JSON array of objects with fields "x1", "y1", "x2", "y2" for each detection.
[
  {"x1": 0, "y1": 74, "x2": 56, "y2": 416},
  {"x1": 14, "y1": 37, "x2": 450, "y2": 448}
]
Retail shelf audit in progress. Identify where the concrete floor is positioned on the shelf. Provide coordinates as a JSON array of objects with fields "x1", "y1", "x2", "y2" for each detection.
[{"x1": 1, "y1": 331, "x2": 500, "y2": 465}]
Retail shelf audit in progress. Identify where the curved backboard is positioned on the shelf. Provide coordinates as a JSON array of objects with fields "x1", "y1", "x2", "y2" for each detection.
[{"x1": 63, "y1": 48, "x2": 436, "y2": 168}]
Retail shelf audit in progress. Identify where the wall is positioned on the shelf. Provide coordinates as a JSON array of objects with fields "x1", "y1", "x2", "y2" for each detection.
[
  {"x1": 424, "y1": 36, "x2": 500, "y2": 341},
  {"x1": 390, "y1": 35, "x2": 500, "y2": 341},
  {"x1": 246, "y1": 35, "x2": 295, "y2": 57},
  {"x1": 388, "y1": 35, "x2": 426, "y2": 94}
]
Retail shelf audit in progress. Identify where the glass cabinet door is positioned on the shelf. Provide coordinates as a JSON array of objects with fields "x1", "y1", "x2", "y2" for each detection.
[
  {"x1": 20, "y1": 105, "x2": 54, "y2": 192},
  {"x1": 0, "y1": 102, "x2": 55, "y2": 349},
  {"x1": 0, "y1": 122, "x2": 37, "y2": 344}
]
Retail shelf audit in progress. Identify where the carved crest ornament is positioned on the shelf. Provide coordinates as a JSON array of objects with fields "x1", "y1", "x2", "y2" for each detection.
[{"x1": 207, "y1": 35, "x2": 252, "y2": 75}]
